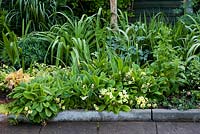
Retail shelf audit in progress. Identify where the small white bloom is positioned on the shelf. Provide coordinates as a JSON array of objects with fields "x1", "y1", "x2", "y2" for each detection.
[
  {"x1": 80, "y1": 96, "x2": 88, "y2": 100},
  {"x1": 123, "y1": 98, "x2": 128, "y2": 103},
  {"x1": 82, "y1": 85, "x2": 86, "y2": 88},
  {"x1": 124, "y1": 94, "x2": 129, "y2": 99},
  {"x1": 118, "y1": 100, "x2": 123, "y2": 104},
  {"x1": 62, "y1": 106, "x2": 66, "y2": 110},
  {"x1": 119, "y1": 92, "x2": 123, "y2": 97},
  {"x1": 100, "y1": 89, "x2": 107, "y2": 95},
  {"x1": 128, "y1": 81, "x2": 132, "y2": 84},
  {"x1": 55, "y1": 98, "x2": 60, "y2": 103},
  {"x1": 140, "y1": 103, "x2": 145, "y2": 108},
  {"x1": 28, "y1": 110, "x2": 32, "y2": 114},
  {"x1": 122, "y1": 90, "x2": 127, "y2": 95},
  {"x1": 24, "y1": 107, "x2": 28, "y2": 111},
  {"x1": 152, "y1": 103, "x2": 157, "y2": 108},
  {"x1": 91, "y1": 84, "x2": 95, "y2": 88},
  {"x1": 147, "y1": 83, "x2": 150, "y2": 86},
  {"x1": 59, "y1": 103, "x2": 62, "y2": 108},
  {"x1": 147, "y1": 104, "x2": 152, "y2": 108},
  {"x1": 109, "y1": 92, "x2": 114, "y2": 99}
]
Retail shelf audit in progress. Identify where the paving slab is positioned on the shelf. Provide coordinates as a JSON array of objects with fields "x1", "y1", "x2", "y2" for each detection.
[
  {"x1": 157, "y1": 122, "x2": 200, "y2": 134},
  {"x1": 152, "y1": 109, "x2": 200, "y2": 121},
  {"x1": 40, "y1": 122, "x2": 98, "y2": 134},
  {"x1": 99, "y1": 122, "x2": 156, "y2": 134},
  {"x1": 0, "y1": 122, "x2": 41, "y2": 134}
]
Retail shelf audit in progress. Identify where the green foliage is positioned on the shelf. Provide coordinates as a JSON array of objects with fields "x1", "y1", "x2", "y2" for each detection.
[
  {"x1": 1, "y1": 28, "x2": 20, "y2": 66},
  {"x1": 4, "y1": 0, "x2": 68, "y2": 35},
  {"x1": 18, "y1": 35, "x2": 49, "y2": 68},
  {"x1": 1, "y1": 9, "x2": 200, "y2": 125},
  {"x1": 65, "y1": 0, "x2": 132, "y2": 19},
  {"x1": 36, "y1": 12, "x2": 103, "y2": 66},
  {"x1": 185, "y1": 59, "x2": 200, "y2": 90},
  {"x1": 8, "y1": 75, "x2": 65, "y2": 124}
]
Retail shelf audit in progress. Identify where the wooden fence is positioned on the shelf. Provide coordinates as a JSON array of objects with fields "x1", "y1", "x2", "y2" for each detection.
[{"x1": 131, "y1": 0, "x2": 192, "y2": 22}]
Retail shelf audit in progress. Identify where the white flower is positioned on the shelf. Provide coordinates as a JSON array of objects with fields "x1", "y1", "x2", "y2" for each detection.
[
  {"x1": 55, "y1": 98, "x2": 60, "y2": 103},
  {"x1": 122, "y1": 90, "x2": 127, "y2": 95},
  {"x1": 152, "y1": 103, "x2": 157, "y2": 108},
  {"x1": 124, "y1": 94, "x2": 129, "y2": 99},
  {"x1": 147, "y1": 104, "x2": 152, "y2": 108},
  {"x1": 147, "y1": 83, "x2": 150, "y2": 86},
  {"x1": 100, "y1": 89, "x2": 107, "y2": 95},
  {"x1": 80, "y1": 96, "x2": 88, "y2": 100},
  {"x1": 122, "y1": 98, "x2": 128, "y2": 103},
  {"x1": 109, "y1": 92, "x2": 114, "y2": 99},
  {"x1": 91, "y1": 84, "x2": 95, "y2": 88},
  {"x1": 118, "y1": 100, "x2": 123, "y2": 104},
  {"x1": 59, "y1": 103, "x2": 62, "y2": 108},
  {"x1": 82, "y1": 85, "x2": 86, "y2": 88},
  {"x1": 140, "y1": 103, "x2": 146, "y2": 108},
  {"x1": 24, "y1": 107, "x2": 28, "y2": 111},
  {"x1": 62, "y1": 106, "x2": 66, "y2": 110},
  {"x1": 119, "y1": 92, "x2": 123, "y2": 97},
  {"x1": 128, "y1": 81, "x2": 132, "y2": 84},
  {"x1": 141, "y1": 84, "x2": 146, "y2": 89},
  {"x1": 137, "y1": 101, "x2": 141, "y2": 105},
  {"x1": 28, "y1": 110, "x2": 32, "y2": 114}
]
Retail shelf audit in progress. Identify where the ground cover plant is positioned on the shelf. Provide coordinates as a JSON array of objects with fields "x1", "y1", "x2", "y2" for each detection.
[{"x1": 0, "y1": 1, "x2": 199, "y2": 125}]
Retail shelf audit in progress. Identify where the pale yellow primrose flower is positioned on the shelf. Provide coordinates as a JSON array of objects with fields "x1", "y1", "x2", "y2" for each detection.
[
  {"x1": 28, "y1": 110, "x2": 32, "y2": 114},
  {"x1": 62, "y1": 106, "x2": 66, "y2": 110},
  {"x1": 100, "y1": 89, "x2": 107, "y2": 95},
  {"x1": 24, "y1": 107, "x2": 28, "y2": 111},
  {"x1": 140, "y1": 103, "x2": 145, "y2": 108}
]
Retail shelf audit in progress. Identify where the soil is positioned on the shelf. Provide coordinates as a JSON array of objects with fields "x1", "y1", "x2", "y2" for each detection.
[{"x1": 0, "y1": 90, "x2": 10, "y2": 104}]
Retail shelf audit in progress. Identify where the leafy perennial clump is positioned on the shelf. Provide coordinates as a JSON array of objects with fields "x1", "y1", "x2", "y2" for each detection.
[{"x1": 96, "y1": 87, "x2": 131, "y2": 114}]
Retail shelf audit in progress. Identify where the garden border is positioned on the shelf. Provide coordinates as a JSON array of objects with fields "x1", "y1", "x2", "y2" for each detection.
[{"x1": 0, "y1": 109, "x2": 200, "y2": 123}]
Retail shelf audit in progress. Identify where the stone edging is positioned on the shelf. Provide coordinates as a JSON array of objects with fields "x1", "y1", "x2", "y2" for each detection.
[{"x1": 0, "y1": 109, "x2": 200, "y2": 123}]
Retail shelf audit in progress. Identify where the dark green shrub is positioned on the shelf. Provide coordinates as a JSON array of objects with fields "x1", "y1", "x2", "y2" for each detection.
[{"x1": 18, "y1": 35, "x2": 49, "y2": 68}]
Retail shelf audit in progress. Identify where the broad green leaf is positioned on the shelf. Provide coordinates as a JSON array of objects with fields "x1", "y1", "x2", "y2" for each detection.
[
  {"x1": 38, "y1": 96, "x2": 46, "y2": 102},
  {"x1": 36, "y1": 103, "x2": 43, "y2": 112},
  {"x1": 43, "y1": 102, "x2": 50, "y2": 107},
  {"x1": 23, "y1": 91, "x2": 36, "y2": 100},
  {"x1": 98, "y1": 105, "x2": 106, "y2": 111},
  {"x1": 49, "y1": 104, "x2": 58, "y2": 112},
  {"x1": 154, "y1": 91, "x2": 163, "y2": 95},
  {"x1": 13, "y1": 93, "x2": 22, "y2": 98},
  {"x1": 32, "y1": 102, "x2": 39, "y2": 109},
  {"x1": 121, "y1": 105, "x2": 131, "y2": 112},
  {"x1": 45, "y1": 108, "x2": 52, "y2": 117}
]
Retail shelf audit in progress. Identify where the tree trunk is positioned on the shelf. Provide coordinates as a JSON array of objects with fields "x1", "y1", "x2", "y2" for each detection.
[{"x1": 110, "y1": 0, "x2": 118, "y2": 29}]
